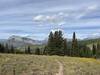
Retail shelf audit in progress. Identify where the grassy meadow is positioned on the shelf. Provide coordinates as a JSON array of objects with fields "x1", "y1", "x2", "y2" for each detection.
[{"x1": 0, "y1": 54, "x2": 100, "y2": 75}]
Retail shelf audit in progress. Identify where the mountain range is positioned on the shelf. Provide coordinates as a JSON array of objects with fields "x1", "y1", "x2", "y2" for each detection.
[
  {"x1": 0, "y1": 35, "x2": 47, "y2": 47},
  {"x1": 0, "y1": 35, "x2": 100, "y2": 48}
]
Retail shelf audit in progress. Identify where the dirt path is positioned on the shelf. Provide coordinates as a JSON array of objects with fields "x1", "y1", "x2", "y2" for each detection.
[{"x1": 56, "y1": 60, "x2": 64, "y2": 75}]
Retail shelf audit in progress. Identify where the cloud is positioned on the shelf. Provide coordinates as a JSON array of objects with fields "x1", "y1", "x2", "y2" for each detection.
[
  {"x1": 76, "y1": 4, "x2": 98, "y2": 19},
  {"x1": 33, "y1": 12, "x2": 69, "y2": 26},
  {"x1": 33, "y1": 15, "x2": 44, "y2": 21},
  {"x1": 87, "y1": 5, "x2": 98, "y2": 10},
  {"x1": 33, "y1": 4, "x2": 99, "y2": 27},
  {"x1": 0, "y1": 0, "x2": 100, "y2": 40},
  {"x1": 33, "y1": 15, "x2": 58, "y2": 22}
]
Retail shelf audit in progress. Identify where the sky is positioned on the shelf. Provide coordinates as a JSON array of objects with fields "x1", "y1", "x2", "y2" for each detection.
[{"x1": 0, "y1": 0, "x2": 100, "y2": 40}]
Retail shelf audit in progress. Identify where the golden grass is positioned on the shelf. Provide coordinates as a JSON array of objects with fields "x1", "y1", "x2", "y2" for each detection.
[
  {"x1": 56, "y1": 56, "x2": 100, "y2": 75},
  {"x1": 0, "y1": 54, "x2": 100, "y2": 75},
  {"x1": 0, "y1": 54, "x2": 58, "y2": 75}
]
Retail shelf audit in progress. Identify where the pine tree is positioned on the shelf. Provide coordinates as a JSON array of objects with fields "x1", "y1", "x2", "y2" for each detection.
[
  {"x1": 46, "y1": 31, "x2": 54, "y2": 55},
  {"x1": 27, "y1": 46, "x2": 31, "y2": 54},
  {"x1": 72, "y1": 32, "x2": 78, "y2": 56},
  {"x1": 0, "y1": 44, "x2": 2, "y2": 53},
  {"x1": 83, "y1": 46, "x2": 92, "y2": 57},
  {"x1": 54, "y1": 31, "x2": 63, "y2": 48},
  {"x1": 0, "y1": 43, "x2": 5, "y2": 53},
  {"x1": 48, "y1": 31, "x2": 54, "y2": 48},
  {"x1": 62, "y1": 39, "x2": 68, "y2": 55},
  {"x1": 97, "y1": 43, "x2": 100, "y2": 57},
  {"x1": 46, "y1": 30, "x2": 64, "y2": 55},
  {"x1": 92, "y1": 44, "x2": 97, "y2": 57},
  {"x1": 53, "y1": 30, "x2": 64, "y2": 55},
  {"x1": 43, "y1": 46, "x2": 47, "y2": 55},
  {"x1": 35, "y1": 48, "x2": 40, "y2": 55}
]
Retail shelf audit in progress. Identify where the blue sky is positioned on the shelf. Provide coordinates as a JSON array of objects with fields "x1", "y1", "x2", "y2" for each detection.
[{"x1": 0, "y1": 0, "x2": 100, "y2": 40}]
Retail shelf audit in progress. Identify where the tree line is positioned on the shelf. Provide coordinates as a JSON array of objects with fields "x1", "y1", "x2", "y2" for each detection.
[
  {"x1": 0, "y1": 43, "x2": 15, "y2": 53},
  {"x1": 44, "y1": 30, "x2": 100, "y2": 58},
  {"x1": 0, "y1": 30, "x2": 100, "y2": 58},
  {"x1": 0, "y1": 43, "x2": 41, "y2": 55}
]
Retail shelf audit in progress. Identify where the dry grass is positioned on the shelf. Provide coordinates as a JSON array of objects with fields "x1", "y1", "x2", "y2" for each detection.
[
  {"x1": 0, "y1": 54, "x2": 58, "y2": 75},
  {"x1": 0, "y1": 54, "x2": 100, "y2": 75},
  {"x1": 56, "y1": 56, "x2": 100, "y2": 75}
]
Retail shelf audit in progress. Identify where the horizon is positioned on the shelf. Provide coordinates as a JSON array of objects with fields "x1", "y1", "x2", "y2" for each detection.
[
  {"x1": 0, "y1": 0, "x2": 100, "y2": 40},
  {"x1": 0, "y1": 31, "x2": 99, "y2": 41}
]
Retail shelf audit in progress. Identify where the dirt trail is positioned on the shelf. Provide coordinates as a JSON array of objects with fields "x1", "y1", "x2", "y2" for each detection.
[{"x1": 56, "y1": 60, "x2": 64, "y2": 75}]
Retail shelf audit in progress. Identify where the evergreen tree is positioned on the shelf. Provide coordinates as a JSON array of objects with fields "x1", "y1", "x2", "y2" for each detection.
[
  {"x1": 62, "y1": 39, "x2": 68, "y2": 55},
  {"x1": 54, "y1": 31, "x2": 63, "y2": 48},
  {"x1": 0, "y1": 43, "x2": 5, "y2": 53},
  {"x1": 97, "y1": 43, "x2": 100, "y2": 51},
  {"x1": 97, "y1": 43, "x2": 100, "y2": 57},
  {"x1": 92, "y1": 44, "x2": 97, "y2": 57},
  {"x1": 46, "y1": 30, "x2": 64, "y2": 55},
  {"x1": 43, "y1": 46, "x2": 47, "y2": 55},
  {"x1": 72, "y1": 32, "x2": 78, "y2": 56},
  {"x1": 53, "y1": 30, "x2": 64, "y2": 55},
  {"x1": 27, "y1": 46, "x2": 31, "y2": 54},
  {"x1": 48, "y1": 31, "x2": 54, "y2": 47},
  {"x1": 35, "y1": 48, "x2": 40, "y2": 55},
  {"x1": 82, "y1": 46, "x2": 92, "y2": 57},
  {"x1": 46, "y1": 31, "x2": 54, "y2": 55}
]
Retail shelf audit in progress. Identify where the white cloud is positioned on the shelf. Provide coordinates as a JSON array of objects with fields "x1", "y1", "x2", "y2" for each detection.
[
  {"x1": 33, "y1": 12, "x2": 67, "y2": 25},
  {"x1": 33, "y1": 3, "x2": 100, "y2": 28},
  {"x1": 33, "y1": 15, "x2": 45, "y2": 21},
  {"x1": 33, "y1": 15, "x2": 57, "y2": 22},
  {"x1": 87, "y1": 5, "x2": 98, "y2": 10}
]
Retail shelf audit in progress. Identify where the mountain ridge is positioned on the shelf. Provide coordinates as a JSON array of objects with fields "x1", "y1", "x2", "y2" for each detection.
[{"x1": 0, "y1": 35, "x2": 46, "y2": 47}]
